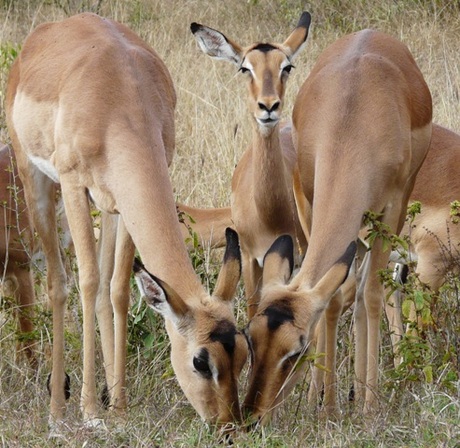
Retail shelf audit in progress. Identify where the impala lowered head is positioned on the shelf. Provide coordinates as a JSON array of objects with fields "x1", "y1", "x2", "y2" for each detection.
[
  {"x1": 190, "y1": 12, "x2": 311, "y2": 134},
  {"x1": 133, "y1": 228, "x2": 248, "y2": 424},
  {"x1": 243, "y1": 236, "x2": 357, "y2": 425}
]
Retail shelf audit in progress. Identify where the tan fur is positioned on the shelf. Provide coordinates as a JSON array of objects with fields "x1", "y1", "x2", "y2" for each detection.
[
  {"x1": 191, "y1": 14, "x2": 310, "y2": 320},
  {"x1": 0, "y1": 144, "x2": 36, "y2": 367},
  {"x1": 244, "y1": 28, "x2": 432, "y2": 422},
  {"x1": 385, "y1": 124, "x2": 460, "y2": 359},
  {"x1": 176, "y1": 202, "x2": 233, "y2": 249},
  {"x1": 6, "y1": 13, "x2": 247, "y2": 428},
  {"x1": 232, "y1": 122, "x2": 307, "y2": 318}
]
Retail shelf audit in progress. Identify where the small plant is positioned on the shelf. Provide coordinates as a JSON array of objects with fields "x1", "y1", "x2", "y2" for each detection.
[
  {"x1": 363, "y1": 210, "x2": 408, "y2": 254},
  {"x1": 375, "y1": 203, "x2": 460, "y2": 395}
]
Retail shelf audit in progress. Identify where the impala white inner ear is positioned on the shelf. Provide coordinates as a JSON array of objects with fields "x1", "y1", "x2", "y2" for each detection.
[
  {"x1": 134, "y1": 271, "x2": 175, "y2": 321},
  {"x1": 135, "y1": 271, "x2": 165, "y2": 310},
  {"x1": 193, "y1": 26, "x2": 242, "y2": 65}
]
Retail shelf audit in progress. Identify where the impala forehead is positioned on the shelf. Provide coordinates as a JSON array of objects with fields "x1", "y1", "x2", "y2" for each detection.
[
  {"x1": 209, "y1": 319, "x2": 238, "y2": 355},
  {"x1": 246, "y1": 296, "x2": 316, "y2": 355},
  {"x1": 263, "y1": 298, "x2": 295, "y2": 331},
  {"x1": 242, "y1": 45, "x2": 291, "y2": 74}
]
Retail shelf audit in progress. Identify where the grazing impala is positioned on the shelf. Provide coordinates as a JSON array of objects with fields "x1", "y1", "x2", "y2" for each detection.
[
  {"x1": 0, "y1": 144, "x2": 36, "y2": 366},
  {"x1": 243, "y1": 27, "x2": 432, "y2": 423},
  {"x1": 384, "y1": 124, "x2": 460, "y2": 358},
  {"x1": 191, "y1": 13, "x2": 310, "y2": 318},
  {"x1": 6, "y1": 13, "x2": 248, "y2": 430}
]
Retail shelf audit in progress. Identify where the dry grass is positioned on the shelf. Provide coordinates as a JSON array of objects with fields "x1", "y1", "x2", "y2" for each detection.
[{"x1": 0, "y1": 0, "x2": 460, "y2": 446}]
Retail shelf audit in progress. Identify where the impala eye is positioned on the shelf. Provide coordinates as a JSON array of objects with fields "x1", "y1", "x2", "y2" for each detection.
[
  {"x1": 239, "y1": 66, "x2": 250, "y2": 75},
  {"x1": 193, "y1": 350, "x2": 212, "y2": 379},
  {"x1": 284, "y1": 350, "x2": 307, "y2": 369},
  {"x1": 282, "y1": 64, "x2": 294, "y2": 75}
]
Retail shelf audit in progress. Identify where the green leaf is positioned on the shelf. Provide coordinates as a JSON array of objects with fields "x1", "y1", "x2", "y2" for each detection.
[
  {"x1": 143, "y1": 333, "x2": 155, "y2": 350},
  {"x1": 421, "y1": 307, "x2": 432, "y2": 325},
  {"x1": 423, "y1": 365, "x2": 433, "y2": 383},
  {"x1": 402, "y1": 298, "x2": 413, "y2": 318},
  {"x1": 414, "y1": 291, "x2": 425, "y2": 311}
]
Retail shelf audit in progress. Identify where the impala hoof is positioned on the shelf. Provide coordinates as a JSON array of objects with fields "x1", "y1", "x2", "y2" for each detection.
[
  {"x1": 48, "y1": 417, "x2": 69, "y2": 440},
  {"x1": 84, "y1": 417, "x2": 107, "y2": 431}
]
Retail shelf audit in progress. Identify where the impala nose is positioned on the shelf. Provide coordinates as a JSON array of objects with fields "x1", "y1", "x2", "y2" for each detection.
[{"x1": 258, "y1": 101, "x2": 280, "y2": 113}]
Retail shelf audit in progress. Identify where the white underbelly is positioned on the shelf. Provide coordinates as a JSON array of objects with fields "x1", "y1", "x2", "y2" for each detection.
[{"x1": 12, "y1": 90, "x2": 60, "y2": 182}]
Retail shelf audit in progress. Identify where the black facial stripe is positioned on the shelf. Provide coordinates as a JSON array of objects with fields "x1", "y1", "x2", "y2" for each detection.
[
  {"x1": 210, "y1": 319, "x2": 237, "y2": 355},
  {"x1": 244, "y1": 366, "x2": 267, "y2": 412},
  {"x1": 263, "y1": 298, "x2": 294, "y2": 331},
  {"x1": 252, "y1": 42, "x2": 277, "y2": 53}
]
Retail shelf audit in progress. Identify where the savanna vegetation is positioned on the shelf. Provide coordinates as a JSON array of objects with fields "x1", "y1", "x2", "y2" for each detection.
[{"x1": 0, "y1": 0, "x2": 459, "y2": 446}]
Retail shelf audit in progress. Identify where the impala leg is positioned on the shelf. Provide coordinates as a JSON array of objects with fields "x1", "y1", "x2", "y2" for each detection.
[
  {"x1": 354, "y1": 253, "x2": 370, "y2": 404},
  {"x1": 29, "y1": 182, "x2": 68, "y2": 425},
  {"x1": 362, "y1": 243, "x2": 388, "y2": 412},
  {"x1": 385, "y1": 287, "x2": 404, "y2": 368},
  {"x1": 322, "y1": 288, "x2": 344, "y2": 416},
  {"x1": 308, "y1": 316, "x2": 325, "y2": 408},
  {"x1": 60, "y1": 180, "x2": 100, "y2": 425},
  {"x1": 363, "y1": 204, "x2": 405, "y2": 413},
  {"x1": 13, "y1": 160, "x2": 68, "y2": 425},
  {"x1": 110, "y1": 218, "x2": 135, "y2": 414},
  {"x1": 96, "y1": 212, "x2": 117, "y2": 404},
  {"x1": 15, "y1": 266, "x2": 38, "y2": 369},
  {"x1": 243, "y1": 254, "x2": 263, "y2": 319}
]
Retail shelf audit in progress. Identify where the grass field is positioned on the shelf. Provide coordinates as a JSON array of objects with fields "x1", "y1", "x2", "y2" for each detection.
[{"x1": 0, "y1": 0, "x2": 459, "y2": 446}]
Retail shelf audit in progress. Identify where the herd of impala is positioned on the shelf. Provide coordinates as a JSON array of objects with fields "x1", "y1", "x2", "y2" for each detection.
[{"x1": 1, "y1": 8, "x2": 458, "y2": 435}]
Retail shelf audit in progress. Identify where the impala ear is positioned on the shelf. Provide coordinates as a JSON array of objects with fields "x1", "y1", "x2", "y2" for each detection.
[
  {"x1": 133, "y1": 258, "x2": 191, "y2": 331},
  {"x1": 282, "y1": 11, "x2": 311, "y2": 61},
  {"x1": 191, "y1": 22, "x2": 243, "y2": 66},
  {"x1": 213, "y1": 228, "x2": 241, "y2": 301},
  {"x1": 262, "y1": 235, "x2": 294, "y2": 287},
  {"x1": 312, "y1": 241, "x2": 357, "y2": 300}
]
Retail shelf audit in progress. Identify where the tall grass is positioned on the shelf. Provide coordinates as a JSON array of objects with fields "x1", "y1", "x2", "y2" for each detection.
[{"x1": 0, "y1": 1, "x2": 459, "y2": 446}]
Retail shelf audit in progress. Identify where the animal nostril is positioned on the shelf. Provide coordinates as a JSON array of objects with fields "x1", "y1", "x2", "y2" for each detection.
[
  {"x1": 258, "y1": 102, "x2": 269, "y2": 112},
  {"x1": 258, "y1": 101, "x2": 280, "y2": 113}
]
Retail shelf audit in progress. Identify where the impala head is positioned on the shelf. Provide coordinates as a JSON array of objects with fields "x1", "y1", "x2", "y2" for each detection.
[
  {"x1": 191, "y1": 12, "x2": 311, "y2": 134},
  {"x1": 243, "y1": 236, "x2": 356, "y2": 426},
  {"x1": 133, "y1": 228, "x2": 248, "y2": 425}
]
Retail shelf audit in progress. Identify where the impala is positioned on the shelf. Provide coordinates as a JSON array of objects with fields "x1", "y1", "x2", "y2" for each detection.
[
  {"x1": 6, "y1": 13, "x2": 248, "y2": 430},
  {"x1": 0, "y1": 144, "x2": 36, "y2": 367},
  {"x1": 191, "y1": 13, "x2": 310, "y2": 319},
  {"x1": 384, "y1": 124, "x2": 460, "y2": 360},
  {"x1": 243, "y1": 27, "x2": 432, "y2": 423}
]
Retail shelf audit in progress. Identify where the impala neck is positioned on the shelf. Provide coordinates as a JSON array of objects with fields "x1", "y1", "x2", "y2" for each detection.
[
  {"x1": 112, "y1": 144, "x2": 206, "y2": 303},
  {"x1": 296, "y1": 179, "x2": 366, "y2": 288},
  {"x1": 252, "y1": 123, "x2": 292, "y2": 223}
]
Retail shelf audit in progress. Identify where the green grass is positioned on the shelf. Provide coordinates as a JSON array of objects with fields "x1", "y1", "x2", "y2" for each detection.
[{"x1": 1, "y1": 0, "x2": 460, "y2": 446}]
